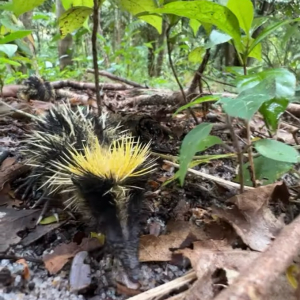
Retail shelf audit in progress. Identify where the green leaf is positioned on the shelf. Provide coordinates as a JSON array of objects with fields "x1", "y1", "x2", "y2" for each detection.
[
  {"x1": 179, "y1": 123, "x2": 213, "y2": 185},
  {"x1": 248, "y1": 18, "x2": 300, "y2": 55},
  {"x1": 0, "y1": 57, "x2": 21, "y2": 66},
  {"x1": 259, "y1": 98, "x2": 289, "y2": 131},
  {"x1": 201, "y1": 22, "x2": 213, "y2": 35},
  {"x1": 73, "y1": 0, "x2": 94, "y2": 7},
  {"x1": 1, "y1": 0, "x2": 47, "y2": 17},
  {"x1": 188, "y1": 46, "x2": 205, "y2": 63},
  {"x1": 227, "y1": 0, "x2": 253, "y2": 36},
  {"x1": 11, "y1": 55, "x2": 32, "y2": 63},
  {"x1": 236, "y1": 68, "x2": 296, "y2": 98},
  {"x1": 235, "y1": 156, "x2": 293, "y2": 186},
  {"x1": 174, "y1": 95, "x2": 220, "y2": 115},
  {"x1": 197, "y1": 135, "x2": 223, "y2": 152},
  {"x1": 218, "y1": 78, "x2": 277, "y2": 120},
  {"x1": 118, "y1": 0, "x2": 162, "y2": 34},
  {"x1": 39, "y1": 215, "x2": 58, "y2": 225},
  {"x1": 250, "y1": 16, "x2": 268, "y2": 36},
  {"x1": 189, "y1": 19, "x2": 201, "y2": 36},
  {"x1": 58, "y1": 6, "x2": 93, "y2": 38},
  {"x1": 254, "y1": 139, "x2": 299, "y2": 163},
  {"x1": 32, "y1": 13, "x2": 51, "y2": 21},
  {"x1": 247, "y1": 37, "x2": 261, "y2": 61},
  {"x1": 61, "y1": 0, "x2": 73, "y2": 10},
  {"x1": 205, "y1": 29, "x2": 232, "y2": 48},
  {"x1": 152, "y1": 1, "x2": 241, "y2": 47},
  {"x1": 0, "y1": 31, "x2": 32, "y2": 44},
  {"x1": 0, "y1": 44, "x2": 17, "y2": 57}
]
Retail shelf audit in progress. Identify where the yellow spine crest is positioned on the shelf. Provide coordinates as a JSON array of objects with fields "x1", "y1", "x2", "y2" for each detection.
[{"x1": 57, "y1": 135, "x2": 156, "y2": 183}]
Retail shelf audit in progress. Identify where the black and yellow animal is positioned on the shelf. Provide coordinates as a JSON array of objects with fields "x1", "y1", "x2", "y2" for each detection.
[{"x1": 18, "y1": 102, "x2": 157, "y2": 281}]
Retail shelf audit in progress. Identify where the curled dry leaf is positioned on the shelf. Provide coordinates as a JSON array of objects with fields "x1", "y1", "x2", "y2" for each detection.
[
  {"x1": 43, "y1": 237, "x2": 102, "y2": 274},
  {"x1": 178, "y1": 241, "x2": 259, "y2": 300},
  {"x1": 16, "y1": 259, "x2": 30, "y2": 280},
  {"x1": 212, "y1": 182, "x2": 287, "y2": 251}
]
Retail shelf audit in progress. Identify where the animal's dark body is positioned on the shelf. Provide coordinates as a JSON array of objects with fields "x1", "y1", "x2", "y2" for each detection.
[{"x1": 20, "y1": 103, "x2": 156, "y2": 281}]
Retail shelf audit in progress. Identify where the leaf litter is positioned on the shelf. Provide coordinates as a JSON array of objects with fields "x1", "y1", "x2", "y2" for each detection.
[{"x1": 0, "y1": 90, "x2": 300, "y2": 300}]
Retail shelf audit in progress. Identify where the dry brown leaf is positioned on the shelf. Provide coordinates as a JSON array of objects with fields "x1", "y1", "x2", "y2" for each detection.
[
  {"x1": 139, "y1": 221, "x2": 208, "y2": 262},
  {"x1": 179, "y1": 241, "x2": 259, "y2": 300},
  {"x1": 0, "y1": 208, "x2": 41, "y2": 252},
  {"x1": 43, "y1": 237, "x2": 102, "y2": 274},
  {"x1": 29, "y1": 100, "x2": 54, "y2": 114},
  {"x1": 180, "y1": 241, "x2": 296, "y2": 300},
  {"x1": 213, "y1": 183, "x2": 286, "y2": 251},
  {"x1": 16, "y1": 259, "x2": 30, "y2": 280},
  {"x1": 0, "y1": 157, "x2": 28, "y2": 190}
]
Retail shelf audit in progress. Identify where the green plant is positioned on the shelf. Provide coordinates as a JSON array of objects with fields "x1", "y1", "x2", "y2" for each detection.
[{"x1": 141, "y1": 0, "x2": 300, "y2": 190}]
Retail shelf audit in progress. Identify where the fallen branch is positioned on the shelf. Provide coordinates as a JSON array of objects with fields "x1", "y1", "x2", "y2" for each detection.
[
  {"x1": 87, "y1": 68, "x2": 146, "y2": 89},
  {"x1": 52, "y1": 80, "x2": 131, "y2": 90},
  {"x1": 164, "y1": 160, "x2": 254, "y2": 191},
  {"x1": 127, "y1": 271, "x2": 196, "y2": 300},
  {"x1": 214, "y1": 213, "x2": 300, "y2": 300},
  {"x1": 287, "y1": 103, "x2": 300, "y2": 118}
]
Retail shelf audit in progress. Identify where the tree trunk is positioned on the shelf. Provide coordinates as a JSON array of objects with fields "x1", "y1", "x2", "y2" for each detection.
[{"x1": 56, "y1": 0, "x2": 73, "y2": 70}]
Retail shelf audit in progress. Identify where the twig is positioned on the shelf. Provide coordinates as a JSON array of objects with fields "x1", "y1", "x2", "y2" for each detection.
[
  {"x1": 165, "y1": 291, "x2": 187, "y2": 300},
  {"x1": 86, "y1": 69, "x2": 146, "y2": 88},
  {"x1": 0, "y1": 254, "x2": 43, "y2": 264},
  {"x1": 214, "y1": 213, "x2": 300, "y2": 300},
  {"x1": 245, "y1": 121, "x2": 257, "y2": 187},
  {"x1": 127, "y1": 270, "x2": 196, "y2": 300},
  {"x1": 226, "y1": 115, "x2": 244, "y2": 193},
  {"x1": 166, "y1": 25, "x2": 198, "y2": 125},
  {"x1": 284, "y1": 109, "x2": 300, "y2": 125},
  {"x1": 163, "y1": 160, "x2": 254, "y2": 191},
  {"x1": 193, "y1": 71, "x2": 236, "y2": 88},
  {"x1": 187, "y1": 49, "x2": 211, "y2": 95},
  {"x1": 0, "y1": 98, "x2": 39, "y2": 121},
  {"x1": 92, "y1": 0, "x2": 102, "y2": 115}
]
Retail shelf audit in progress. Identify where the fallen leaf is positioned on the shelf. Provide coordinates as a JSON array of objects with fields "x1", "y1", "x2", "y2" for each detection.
[
  {"x1": 179, "y1": 241, "x2": 259, "y2": 300},
  {"x1": 213, "y1": 183, "x2": 286, "y2": 251},
  {"x1": 139, "y1": 220, "x2": 209, "y2": 262},
  {"x1": 43, "y1": 237, "x2": 102, "y2": 274},
  {"x1": 29, "y1": 100, "x2": 54, "y2": 115},
  {"x1": 21, "y1": 221, "x2": 66, "y2": 247},
  {"x1": 69, "y1": 251, "x2": 91, "y2": 293},
  {"x1": 16, "y1": 259, "x2": 30, "y2": 280},
  {"x1": 116, "y1": 283, "x2": 141, "y2": 297},
  {"x1": 180, "y1": 241, "x2": 296, "y2": 300},
  {"x1": 0, "y1": 157, "x2": 28, "y2": 190},
  {"x1": 0, "y1": 208, "x2": 41, "y2": 252}
]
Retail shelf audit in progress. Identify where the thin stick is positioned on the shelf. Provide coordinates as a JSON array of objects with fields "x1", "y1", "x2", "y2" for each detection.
[
  {"x1": 226, "y1": 115, "x2": 244, "y2": 193},
  {"x1": 164, "y1": 160, "x2": 254, "y2": 191},
  {"x1": 0, "y1": 254, "x2": 43, "y2": 264},
  {"x1": 0, "y1": 98, "x2": 39, "y2": 121},
  {"x1": 92, "y1": 0, "x2": 102, "y2": 115},
  {"x1": 166, "y1": 25, "x2": 198, "y2": 125},
  {"x1": 127, "y1": 271, "x2": 196, "y2": 300},
  {"x1": 245, "y1": 121, "x2": 257, "y2": 187}
]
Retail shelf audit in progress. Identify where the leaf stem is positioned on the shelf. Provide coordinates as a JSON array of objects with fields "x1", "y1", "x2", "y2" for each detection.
[{"x1": 166, "y1": 25, "x2": 198, "y2": 125}]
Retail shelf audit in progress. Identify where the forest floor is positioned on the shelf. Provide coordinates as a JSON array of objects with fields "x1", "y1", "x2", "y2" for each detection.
[{"x1": 1, "y1": 78, "x2": 300, "y2": 300}]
